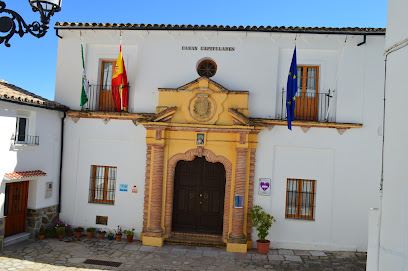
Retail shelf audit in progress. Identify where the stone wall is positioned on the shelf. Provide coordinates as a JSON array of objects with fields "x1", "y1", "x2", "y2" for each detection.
[
  {"x1": 26, "y1": 205, "x2": 58, "y2": 239},
  {"x1": 0, "y1": 217, "x2": 4, "y2": 249}
]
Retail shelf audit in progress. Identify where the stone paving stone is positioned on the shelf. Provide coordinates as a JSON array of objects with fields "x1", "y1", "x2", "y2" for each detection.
[
  {"x1": 138, "y1": 245, "x2": 157, "y2": 252},
  {"x1": 0, "y1": 239, "x2": 367, "y2": 270},
  {"x1": 309, "y1": 251, "x2": 327, "y2": 257},
  {"x1": 251, "y1": 254, "x2": 268, "y2": 260},
  {"x1": 268, "y1": 254, "x2": 284, "y2": 261},
  {"x1": 294, "y1": 250, "x2": 311, "y2": 256},
  {"x1": 203, "y1": 250, "x2": 219, "y2": 257},
  {"x1": 278, "y1": 249, "x2": 294, "y2": 256},
  {"x1": 171, "y1": 247, "x2": 187, "y2": 254},
  {"x1": 268, "y1": 249, "x2": 278, "y2": 255},
  {"x1": 284, "y1": 255, "x2": 303, "y2": 262}
]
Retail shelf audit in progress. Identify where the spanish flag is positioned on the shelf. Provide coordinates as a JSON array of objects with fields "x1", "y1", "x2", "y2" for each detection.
[{"x1": 112, "y1": 45, "x2": 128, "y2": 112}]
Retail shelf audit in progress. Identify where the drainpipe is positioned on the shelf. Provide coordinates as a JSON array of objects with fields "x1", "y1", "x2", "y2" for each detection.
[
  {"x1": 57, "y1": 111, "x2": 66, "y2": 214},
  {"x1": 377, "y1": 37, "x2": 408, "y2": 271}
]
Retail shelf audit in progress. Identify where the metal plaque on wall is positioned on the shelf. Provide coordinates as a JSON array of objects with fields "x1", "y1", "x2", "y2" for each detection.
[{"x1": 258, "y1": 178, "x2": 271, "y2": 196}]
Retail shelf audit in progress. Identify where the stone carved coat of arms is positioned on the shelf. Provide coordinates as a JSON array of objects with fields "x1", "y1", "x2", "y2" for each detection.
[{"x1": 193, "y1": 96, "x2": 212, "y2": 119}]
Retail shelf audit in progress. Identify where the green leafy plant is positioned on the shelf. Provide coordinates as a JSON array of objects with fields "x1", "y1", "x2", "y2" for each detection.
[
  {"x1": 115, "y1": 226, "x2": 122, "y2": 236},
  {"x1": 123, "y1": 228, "x2": 135, "y2": 236},
  {"x1": 74, "y1": 227, "x2": 84, "y2": 233},
  {"x1": 39, "y1": 229, "x2": 48, "y2": 235},
  {"x1": 250, "y1": 205, "x2": 276, "y2": 243},
  {"x1": 108, "y1": 231, "x2": 114, "y2": 237},
  {"x1": 97, "y1": 230, "x2": 106, "y2": 234},
  {"x1": 86, "y1": 227, "x2": 96, "y2": 233},
  {"x1": 55, "y1": 225, "x2": 66, "y2": 235}
]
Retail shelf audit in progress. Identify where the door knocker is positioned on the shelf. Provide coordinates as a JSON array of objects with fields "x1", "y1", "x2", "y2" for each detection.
[{"x1": 190, "y1": 193, "x2": 194, "y2": 199}]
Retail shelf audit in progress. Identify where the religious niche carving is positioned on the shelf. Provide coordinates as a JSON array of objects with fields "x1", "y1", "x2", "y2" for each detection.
[{"x1": 189, "y1": 94, "x2": 217, "y2": 122}]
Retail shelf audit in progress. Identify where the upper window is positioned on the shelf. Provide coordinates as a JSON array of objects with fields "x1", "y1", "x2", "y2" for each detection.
[
  {"x1": 15, "y1": 117, "x2": 28, "y2": 143},
  {"x1": 89, "y1": 165, "x2": 117, "y2": 204},
  {"x1": 294, "y1": 66, "x2": 319, "y2": 121},
  {"x1": 197, "y1": 60, "x2": 217, "y2": 77},
  {"x1": 14, "y1": 111, "x2": 38, "y2": 145},
  {"x1": 285, "y1": 179, "x2": 316, "y2": 220},
  {"x1": 99, "y1": 60, "x2": 116, "y2": 111}
]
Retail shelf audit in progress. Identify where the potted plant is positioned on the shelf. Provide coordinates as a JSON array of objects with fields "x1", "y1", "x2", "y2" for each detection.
[
  {"x1": 123, "y1": 228, "x2": 135, "y2": 243},
  {"x1": 74, "y1": 227, "x2": 84, "y2": 238},
  {"x1": 86, "y1": 227, "x2": 96, "y2": 239},
  {"x1": 97, "y1": 230, "x2": 106, "y2": 240},
  {"x1": 108, "y1": 231, "x2": 114, "y2": 240},
  {"x1": 38, "y1": 229, "x2": 47, "y2": 241},
  {"x1": 66, "y1": 225, "x2": 74, "y2": 237},
  {"x1": 251, "y1": 205, "x2": 276, "y2": 254},
  {"x1": 115, "y1": 226, "x2": 122, "y2": 241},
  {"x1": 55, "y1": 224, "x2": 66, "y2": 240}
]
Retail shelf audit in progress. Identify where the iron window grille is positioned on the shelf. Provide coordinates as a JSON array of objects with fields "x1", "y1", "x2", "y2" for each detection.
[
  {"x1": 89, "y1": 165, "x2": 117, "y2": 204},
  {"x1": 285, "y1": 179, "x2": 316, "y2": 220}
]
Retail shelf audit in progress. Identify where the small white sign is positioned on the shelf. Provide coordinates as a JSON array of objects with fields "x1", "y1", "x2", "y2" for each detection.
[{"x1": 258, "y1": 178, "x2": 271, "y2": 196}]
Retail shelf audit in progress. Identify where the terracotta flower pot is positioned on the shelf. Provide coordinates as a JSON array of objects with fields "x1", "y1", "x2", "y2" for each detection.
[
  {"x1": 256, "y1": 240, "x2": 270, "y2": 254},
  {"x1": 115, "y1": 234, "x2": 122, "y2": 241},
  {"x1": 58, "y1": 234, "x2": 64, "y2": 240},
  {"x1": 126, "y1": 235, "x2": 133, "y2": 242},
  {"x1": 87, "y1": 232, "x2": 94, "y2": 239},
  {"x1": 98, "y1": 233, "x2": 105, "y2": 240},
  {"x1": 38, "y1": 235, "x2": 45, "y2": 241},
  {"x1": 75, "y1": 232, "x2": 82, "y2": 238}
]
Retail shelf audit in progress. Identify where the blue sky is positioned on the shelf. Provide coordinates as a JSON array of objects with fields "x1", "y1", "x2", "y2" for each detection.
[{"x1": 0, "y1": 0, "x2": 387, "y2": 100}]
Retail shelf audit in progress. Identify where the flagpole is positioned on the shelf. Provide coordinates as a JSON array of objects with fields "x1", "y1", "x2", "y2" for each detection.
[{"x1": 120, "y1": 30, "x2": 123, "y2": 111}]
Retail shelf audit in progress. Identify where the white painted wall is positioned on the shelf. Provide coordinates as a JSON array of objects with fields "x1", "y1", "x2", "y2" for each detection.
[
  {"x1": 0, "y1": 101, "x2": 63, "y2": 214},
  {"x1": 59, "y1": 118, "x2": 146, "y2": 238},
  {"x1": 55, "y1": 29, "x2": 385, "y2": 250},
  {"x1": 372, "y1": 0, "x2": 408, "y2": 269}
]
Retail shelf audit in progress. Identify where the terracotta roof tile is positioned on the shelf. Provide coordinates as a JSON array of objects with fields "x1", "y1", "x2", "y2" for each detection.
[
  {"x1": 0, "y1": 79, "x2": 68, "y2": 110},
  {"x1": 55, "y1": 22, "x2": 385, "y2": 34},
  {"x1": 4, "y1": 170, "x2": 47, "y2": 180}
]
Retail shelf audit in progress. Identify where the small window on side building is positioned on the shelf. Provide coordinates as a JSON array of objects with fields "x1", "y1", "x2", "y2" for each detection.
[
  {"x1": 285, "y1": 179, "x2": 316, "y2": 220},
  {"x1": 89, "y1": 165, "x2": 117, "y2": 204}
]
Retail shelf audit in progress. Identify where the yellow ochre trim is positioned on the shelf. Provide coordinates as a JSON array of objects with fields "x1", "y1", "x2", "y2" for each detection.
[
  {"x1": 226, "y1": 242, "x2": 248, "y2": 253},
  {"x1": 142, "y1": 236, "x2": 164, "y2": 247}
]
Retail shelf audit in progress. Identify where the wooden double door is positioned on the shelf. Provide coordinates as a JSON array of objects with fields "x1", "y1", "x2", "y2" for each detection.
[
  {"x1": 172, "y1": 157, "x2": 226, "y2": 234},
  {"x1": 4, "y1": 181, "x2": 29, "y2": 237}
]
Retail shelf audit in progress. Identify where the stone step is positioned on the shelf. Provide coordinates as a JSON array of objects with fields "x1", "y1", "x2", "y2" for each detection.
[
  {"x1": 165, "y1": 233, "x2": 225, "y2": 248},
  {"x1": 4, "y1": 232, "x2": 30, "y2": 247}
]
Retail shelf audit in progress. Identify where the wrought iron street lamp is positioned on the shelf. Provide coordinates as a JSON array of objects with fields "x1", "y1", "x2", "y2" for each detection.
[{"x1": 0, "y1": 0, "x2": 61, "y2": 47}]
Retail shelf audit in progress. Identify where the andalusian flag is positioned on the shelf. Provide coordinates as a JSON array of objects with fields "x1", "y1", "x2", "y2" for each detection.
[
  {"x1": 286, "y1": 47, "x2": 298, "y2": 130},
  {"x1": 112, "y1": 45, "x2": 128, "y2": 112},
  {"x1": 80, "y1": 39, "x2": 90, "y2": 106}
]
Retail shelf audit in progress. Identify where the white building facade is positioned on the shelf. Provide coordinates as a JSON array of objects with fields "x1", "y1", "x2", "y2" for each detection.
[
  {"x1": 0, "y1": 80, "x2": 67, "y2": 247},
  {"x1": 366, "y1": 0, "x2": 408, "y2": 270},
  {"x1": 54, "y1": 23, "x2": 385, "y2": 252}
]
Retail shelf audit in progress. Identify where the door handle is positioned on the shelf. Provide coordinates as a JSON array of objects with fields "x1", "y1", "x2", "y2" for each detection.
[
  {"x1": 200, "y1": 201, "x2": 202, "y2": 205},
  {"x1": 190, "y1": 193, "x2": 194, "y2": 199},
  {"x1": 200, "y1": 194, "x2": 202, "y2": 197}
]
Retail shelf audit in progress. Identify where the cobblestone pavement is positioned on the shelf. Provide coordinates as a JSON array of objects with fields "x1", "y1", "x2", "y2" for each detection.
[{"x1": 0, "y1": 237, "x2": 367, "y2": 271}]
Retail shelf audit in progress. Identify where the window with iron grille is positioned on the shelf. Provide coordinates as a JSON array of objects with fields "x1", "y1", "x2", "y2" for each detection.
[
  {"x1": 89, "y1": 165, "x2": 117, "y2": 204},
  {"x1": 285, "y1": 179, "x2": 316, "y2": 220}
]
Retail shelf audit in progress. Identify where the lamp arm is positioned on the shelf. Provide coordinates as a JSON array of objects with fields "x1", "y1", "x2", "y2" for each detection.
[{"x1": 0, "y1": 1, "x2": 52, "y2": 47}]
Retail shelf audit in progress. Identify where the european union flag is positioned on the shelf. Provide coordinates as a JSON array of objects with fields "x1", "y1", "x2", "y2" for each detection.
[{"x1": 286, "y1": 47, "x2": 298, "y2": 130}]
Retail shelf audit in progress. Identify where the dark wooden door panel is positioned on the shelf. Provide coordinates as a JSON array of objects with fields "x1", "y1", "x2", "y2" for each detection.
[
  {"x1": 172, "y1": 157, "x2": 225, "y2": 234},
  {"x1": 5, "y1": 181, "x2": 29, "y2": 237}
]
